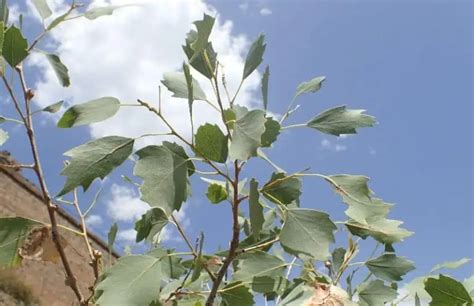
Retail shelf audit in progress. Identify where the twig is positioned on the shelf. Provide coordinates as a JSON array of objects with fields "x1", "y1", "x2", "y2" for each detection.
[
  {"x1": 0, "y1": 163, "x2": 35, "y2": 169},
  {"x1": 13, "y1": 66, "x2": 85, "y2": 304},
  {"x1": 237, "y1": 237, "x2": 279, "y2": 255}
]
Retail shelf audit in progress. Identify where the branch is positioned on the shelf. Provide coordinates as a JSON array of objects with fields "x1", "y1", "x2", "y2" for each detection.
[
  {"x1": 14, "y1": 66, "x2": 85, "y2": 304},
  {"x1": 0, "y1": 163, "x2": 35, "y2": 169}
]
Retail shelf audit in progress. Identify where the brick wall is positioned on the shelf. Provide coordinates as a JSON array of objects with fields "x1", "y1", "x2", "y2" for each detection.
[{"x1": 0, "y1": 153, "x2": 117, "y2": 306}]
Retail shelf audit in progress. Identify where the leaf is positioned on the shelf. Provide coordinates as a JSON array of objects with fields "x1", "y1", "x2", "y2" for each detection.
[
  {"x1": 206, "y1": 183, "x2": 227, "y2": 204},
  {"x1": 279, "y1": 283, "x2": 314, "y2": 306},
  {"x1": 57, "y1": 97, "x2": 121, "y2": 128},
  {"x1": 331, "y1": 247, "x2": 346, "y2": 274},
  {"x1": 182, "y1": 29, "x2": 217, "y2": 79},
  {"x1": 134, "y1": 145, "x2": 188, "y2": 215},
  {"x1": 220, "y1": 282, "x2": 254, "y2": 306},
  {"x1": 84, "y1": 5, "x2": 132, "y2": 20},
  {"x1": 182, "y1": 63, "x2": 194, "y2": 130},
  {"x1": 249, "y1": 179, "x2": 264, "y2": 239},
  {"x1": 261, "y1": 65, "x2": 269, "y2": 110},
  {"x1": 194, "y1": 123, "x2": 228, "y2": 163},
  {"x1": 229, "y1": 105, "x2": 267, "y2": 161},
  {"x1": 358, "y1": 280, "x2": 397, "y2": 306},
  {"x1": 243, "y1": 33, "x2": 266, "y2": 80},
  {"x1": 346, "y1": 218, "x2": 413, "y2": 244},
  {"x1": 147, "y1": 247, "x2": 186, "y2": 279},
  {"x1": 0, "y1": 217, "x2": 42, "y2": 267},
  {"x1": 415, "y1": 293, "x2": 421, "y2": 306},
  {"x1": 425, "y1": 275, "x2": 472, "y2": 306},
  {"x1": 261, "y1": 117, "x2": 280, "y2": 147},
  {"x1": 251, "y1": 276, "x2": 289, "y2": 294},
  {"x1": 234, "y1": 251, "x2": 286, "y2": 282},
  {"x1": 280, "y1": 208, "x2": 336, "y2": 260},
  {"x1": 46, "y1": 8, "x2": 72, "y2": 31},
  {"x1": 0, "y1": 56, "x2": 5, "y2": 76},
  {"x1": 135, "y1": 208, "x2": 168, "y2": 243},
  {"x1": 0, "y1": 21, "x2": 4, "y2": 50},
  {"x1": 295, "y1": 76, "x2": 326, "y2": 97},
  {"x1": 107, "y1": 222, "x2": 118, "y2": 254},
  {"x1": 95, "y1": 255, "x2": 163, "y2": 306},
  {"x1": 162, "y1": 141, "x2": 195, "y2": 176},
  {"x1": 58, "y1": 136, "x2": 134, "y2": 196},
  {"x1": 0, "y1": 128, "x2": 8, "y2": 146},
  {"x1": 42, "y1": 100, "x2": 64, "y2": 113},
  {"x1": 463, "y1": 275, "x2": 474, "y2": 297},
  {"x1": 44, "y1": 53, "x2": 70, "y2": 87},
  {"x1": 365, "y1": 253, "x2": 415, "y2": 281},
  {"x1": 32, "y1": 0, "x2": 52, "y2": 19},
  {"x1": 161, "y1": 71, "x2": 207, "y2": 101},
  {"x1": 190, "y1": 14, "x2": 215, "y2": 62},
  {"x1": 261, "y1": 172, "x2": 302, "y2": 205},
  {"x1": 2, "y1": 26, "x2": 28, "y2": 67},
  {"x1": 307, "y1": 105, "x2": 376, "y2": 136},
  {"x1": 430, "y1": 257, "x2": 472, "y2": 273},
  {"x1": 0, "y1": 0, "x2": 7, "y2": 23}
]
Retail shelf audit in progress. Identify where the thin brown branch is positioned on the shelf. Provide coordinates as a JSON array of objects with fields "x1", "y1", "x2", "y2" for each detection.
[
  {"x1": 212, "y1": 63, "x2": 232, "y2": 139},
  {"x1": 206, "y1": 161, "x2": 242, "y2": 306},
  {"x1": 14, "y1": 67, "x2": 85, "y2": 304},
  {"x1": 237, "y1": 237, "x2": 280, "y2": 255},
  {"x1": 0, "y1": 163, "x2": 35, "y2": 169},
  {"x1": 1, "y1": 75, "x2": 26, "y2": 123}
]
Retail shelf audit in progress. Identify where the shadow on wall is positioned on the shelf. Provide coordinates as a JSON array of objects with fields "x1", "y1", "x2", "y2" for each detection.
[{"x1": 0, "y1": 269, "x2": 40, "y2": 306}]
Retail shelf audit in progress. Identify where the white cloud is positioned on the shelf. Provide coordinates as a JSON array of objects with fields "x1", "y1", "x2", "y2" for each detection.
[
  {"x1": 321, "y1": 139, "x2": 347, "y2": 152},
  {"x1": 259, "y1": 7, "x2": 272, "y2": 16},
  {"x1": 106, "y1": 184, "x2": 149, "y2": 222},
  {"x1": 116, "y1": 228, "x2": 137, "y2": 244},
  {"x1": 85, "y1": 214, "x2": 103, "y2": 229},
  {"x1": 30, "y1": 0, "x2": 261, "y2": 145}
]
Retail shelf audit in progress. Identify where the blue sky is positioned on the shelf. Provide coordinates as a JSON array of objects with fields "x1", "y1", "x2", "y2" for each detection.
[{"x1": 1, "y1": 0, "x2": 472, "y2": 291}]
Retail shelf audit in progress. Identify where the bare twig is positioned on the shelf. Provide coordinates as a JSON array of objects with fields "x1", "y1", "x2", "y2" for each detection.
[{"x1": 0, "y1": 163, "x2": 35, "y2": 169}]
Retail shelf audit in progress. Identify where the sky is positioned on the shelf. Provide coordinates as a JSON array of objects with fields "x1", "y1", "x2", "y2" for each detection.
[{"x1": 1, "y1": 0, "x2": 472, "y2": 303}]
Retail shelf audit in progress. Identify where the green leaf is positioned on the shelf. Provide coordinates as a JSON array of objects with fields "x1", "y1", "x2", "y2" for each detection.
[
  {"x1": 331, "y1": 247, "x2": 346, "y2": 274},
  {"x1": 58, "y1": 136, "x2": 134, "y2": 196},
  {"x1": 261, "y1": 117, "x2": 280, "y2": 147},
  {"x1": 295, "y1": 76, "x2": 326, "y2": 98},
  {"x1": 147, "y1": 247, "x2": 186, "y2": 279},
  {"x1": 0, "y1": 56, "x2": 5, "y2": 76},
  {"x1": 95, "y1": 255, "x2": 163, "y2": 306},
  {"x1": 206, "y1": 183, "x2": 227, "y2": 204},
  {"x1": 0, "y1": 128, "x2": 8, "y2": 146},
  {"x1": 2, "y1": 26, "x2": 28, "y2": 67},
  {"x1": 134, "y1": 145, "x2": 188, "y2": 215},
  {"x1": 46, "y1": 8, "x2": 72, "y2": 31},
  {"x1": 280, "y1": 208, "x2": 336, "y2": 260},
  {"x1": 365, "y1": 253, "x2": 415, "y2": 281},
  {"x1": 251, "y1": 276, "x2": 289, "y2": 294},
  {"x1": 161, "y1": 71, "x2": 207, "y2": 101},
  {"x1": 107, "y1": 222, "x2": 118, "y2": 255},
  {"x1": 425, "y1": 275, "x2": 472, "y2": 306},
  {"x1": 415, "y1": 293, "x2": 421, "y2": 306},
  {"x1": 190, "y1": 14, "x2": 215, "y2": 62},
  {"x1": 0, "y1": 0, "x2": 7, "y2": 23},
  {"x1": 32, "y1": 0, "x2": 52, "y2": 19},
  {"x1": 135, "y1": 208, "x2": 168, "y2": 243},
  {"x1": 44, "y1": 53, "x2": 70, "y2": 87},
  {"x1": 0, "y1": 21, "x2": 4, "y2": 51},
  {"x1": 220, "y1": 282, "x2": 254, "y2": 306},
  {"x1": 194, "y1": 123, "x2": 228, "y2": 163},
  {"x1": 463, "y1": 276, "x2": 474, "y2": 297},
  {"x1": 84, "y1": 5, "x2": 132, "y2": 20},
  {"x1": 162, "y1": 141, "x2": 195, "y2": 176},
  {"x1": 261, "y1": 65, "x2": 269, "y2": 110},
  {"x1": 0, "y1": 217, "x2": 42, "y2": 267},
  {"x1": 249, "y1": 179, "x2": 264, "y2": 239},
  {"x1": 346, "y1": 218, "x2": 413, "y2": 244},
  {"x1": 430, "y1": 257, "x2": 472, "y2": 273},
  {"x1": 234, "y1": 251, "x2": 286, "y2": 282},
  {"x1": 182, "y1": 29, "x2": 217, "y2": 79},
  {"x1": 183, "y1": 62, "x2": 194, "y2": 129},
  {"x1": 229, "y1": 105, "x2": 266, "y2": 161},
  {"x1": 279, "y1": 283, "x2": 314, "y2": 306},
  {"x1": 358, "y1": 280, "x2": 397, "y2": 306},
  {"x1": 307, "y1": 105, "x2": 376, "y2": 136},
  {"x1": 57, "y1": 97, "x2": 121, "y2": 128},
  {"x1": 42, "y1": 100, "x2": 64, "y2": 113},
  {"x1": 243, "y1": 33, "x2": 266, "y2": 80},
  {"x1": 261, "y1": 172, "x2": 302, "y2": 205}
]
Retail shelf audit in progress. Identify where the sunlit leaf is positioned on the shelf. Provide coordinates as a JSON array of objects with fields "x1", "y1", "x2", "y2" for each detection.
[
  {"x1": 58, "y1": 136, "x2": 134, "y2": 196},
  {"x1": 206, "y1": 183, "x2": 227, "y2": 204},
  {"x1": 234, "y1": 251, "x2": 286, "y2": 282},
  {"x1": 42, "y1": 100, "x2": 64, "y2": 113},
  {"x1": 84, "y1": 5, "x2": 134, "y2": 20},
  {"x1": 2, "y1": 25, "x2": 28, "y2": 67},
  {"x1": 0, "y1": 128, "x2": 8, "y2": 146},
  {"x1": 307, "y1": 105, "x2": 376, "y2": 136},
  {"x1": 358, "y1": 280, "x2": 397, "y2": 306},
  {"x1": 295, "y1": 76, "x2": 325, "y2": 98},
  {"x1": 278, "y1": 283, "x2": 314, "y2": 306},
  {"x1": 32, "y1": 0, "x2": 52, "y2": 20},
  {"x1": 162, "y1": 141, "x2": 195, "y2": 176},
  {"x1": 135, "y1": 208, "x2": 168, "y2": 243},
  {"x1": 195, "y1": 123, "x2": 228, "y2": 163},
  {"x1": 220, "y1": 282, "x2": 254, "y2": 306},
  {"x1": 57, "y1": 97, "x2": 120, "y2": 128},
  {"x1": 280, "y1": 208, "x2": 336, "y2": 260},
  {"x1": 251, "y1": 276, "x2": 289, "y2": 294},
  {"x1": 262, "y1": 172, "x2": 301, "y2": 205},
  {"x1": 243, "y1": 33, "x2": 266, "y2": 80},
  {"x1": 346, "y1": 218, "x2": 413, "y2": 244},
  {"x1": 430, "y1": 257, "x2": 471, "y2": 273},
  {"x1": 161, "y1": 71, "x2": 207, "y2": 101}
]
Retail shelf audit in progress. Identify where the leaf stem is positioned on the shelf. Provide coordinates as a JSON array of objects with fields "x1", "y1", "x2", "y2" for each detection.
[{"x1": 281, "y1": 123, "x2": 307, "y2": 130}]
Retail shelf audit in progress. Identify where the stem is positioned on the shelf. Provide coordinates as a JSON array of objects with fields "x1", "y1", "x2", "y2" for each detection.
[
  {"x1": 14, "y1": 67, "x2": 86, "y2": 304},
  {"x1": 206, "y1": 161, "x2": 242, "y2": 306},
  {"x1": 281, "y1": 123, "x2": 307, "y2": 130},
  {"x1": 0, "y1": 116, "x2": 25, "y2": 125},
  {"x1": 2, "y1": 75, "x2": 26, "y2": 122},
  {"x1": 276, "y1": 257, "x2": 297, "y2": 305},
  {"x1": 279, "y1": 96, "x2": 297, "y2": 124},
  {"x1": 237, "y1": 237, "x2": 279, "y2": 255},
  {"x1": 0, "y1": 163, "x2": 34, "y2": 169},
  {"x1": 212, "y1": 63, "x2": 232, "y2": 138}
]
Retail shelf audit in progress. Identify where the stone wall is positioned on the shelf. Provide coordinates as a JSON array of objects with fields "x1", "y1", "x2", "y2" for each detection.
[{"x1": 0, "y1": 152, "x2": 118, "y2": 306}]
